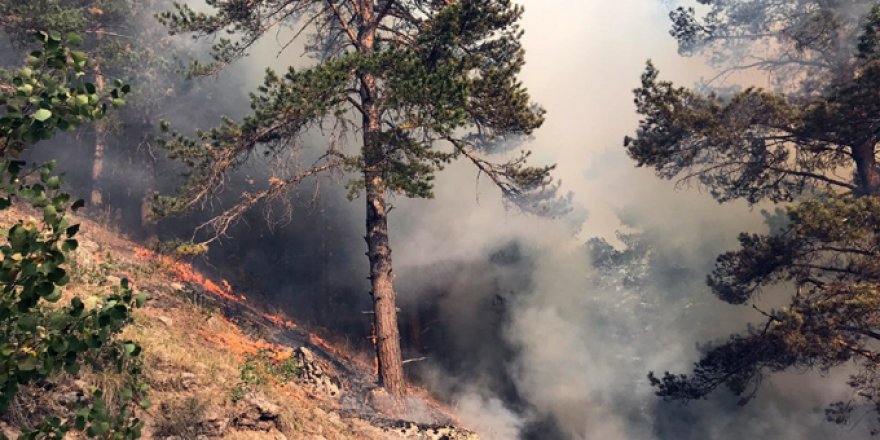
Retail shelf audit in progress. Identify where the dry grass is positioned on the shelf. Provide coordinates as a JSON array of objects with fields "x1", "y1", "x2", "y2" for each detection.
[{"x1": 0, "y1": 206, "x2": 448, "y2": 439}]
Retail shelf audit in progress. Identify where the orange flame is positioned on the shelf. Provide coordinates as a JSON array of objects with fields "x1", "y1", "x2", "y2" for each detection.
[
  {"x1": 199, "y1": 316, "x2": 293, "y2": 361},
  {"x1": 134, "y1": 246, "x2": 371, "y2": 376},
  {"x1": 261, "y1": 311, "x2": 297, "y2": 329},
  {"x1": 135, "y1": 246, "x2": 242, "y2": 303}
]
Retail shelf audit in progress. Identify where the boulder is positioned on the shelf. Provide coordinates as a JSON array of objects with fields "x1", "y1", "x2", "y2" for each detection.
[{"x1": 233, "y1": 393, "x2": 281, "y2": 431}]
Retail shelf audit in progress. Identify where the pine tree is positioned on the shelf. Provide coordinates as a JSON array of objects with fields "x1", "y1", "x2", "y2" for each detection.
[
  {"x1": 157, "y1": 0, "x2": 558, "y2": 396},
  {"x1": 627, "y1": 1, "x2": 880, "y2": 428}
]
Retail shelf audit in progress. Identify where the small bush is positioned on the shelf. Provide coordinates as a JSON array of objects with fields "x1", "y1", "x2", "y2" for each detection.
[{"x1": 232, "y1": 350, "x2": 301, "y2": 401}]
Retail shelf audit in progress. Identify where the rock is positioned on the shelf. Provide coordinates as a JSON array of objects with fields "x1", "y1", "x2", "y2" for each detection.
[
  {"x1": 158, "y1": 316, "x2": 173, "y2": 327},
  {"x1": 201, "y1": 412, "x2": 229, "y2": 437},
  {"x1": 383, "y1": 421, "x2": 480, "y2": 440},
  {"x1": 311, "y1": 407, "x2": 326, "y2": 419},
  {"x1": 60, "y1": 391, "x2": 82, "y2": 405},
  {"x1": 233, "y1": 393, "x2": 281, "y2": 431},
  {"x1": 294, "y1": 347, "x2": 342, "y2": 399},
  {"x1": 325, "y1": 411, "x2": 342, "y2": 428},
  {"x1": 0, "y1": 421, "x2": 18, "y2": 439}
]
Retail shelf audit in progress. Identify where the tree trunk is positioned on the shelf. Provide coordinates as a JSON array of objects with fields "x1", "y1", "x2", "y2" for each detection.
[
  {"x1": 358, "y1": 0, "x2": 405, "y2": 395},
  {"x1": 853, "y1": 139, "x2": 879, "y2": 195},
  {"x1": 90, "y1": 30, "x2": 105, "y2": 209},
  {"x1": 357, "y1": 0, "x2": 406, "y2": 398},
  {"x1": 139, "y1": 153, "x2": 157, "y2": 238},
  {"x1": 362, "y1": 101, "x2": 406, "y2": 398}
]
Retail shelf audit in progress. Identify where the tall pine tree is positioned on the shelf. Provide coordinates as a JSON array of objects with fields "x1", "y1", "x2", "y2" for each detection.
[
  {"x1": 627, "y1": 0, "x2": 880, "y2": 429},
  {"x1": 157, "y1": 0, "x2": 558, "y2": 396}
]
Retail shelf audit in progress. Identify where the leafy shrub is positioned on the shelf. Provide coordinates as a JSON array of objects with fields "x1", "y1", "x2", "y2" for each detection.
[{"x1": 0, "y1": 31, "x2": 144, "y2": 440}]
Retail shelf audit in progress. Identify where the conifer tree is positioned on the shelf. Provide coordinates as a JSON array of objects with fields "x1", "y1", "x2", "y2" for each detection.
[
  {"x1": 627, "y1": 1, "x2": 880, "y2": 428},
  {"x1": 157, "y1": 0, "x2": 558, "y2": 396}
]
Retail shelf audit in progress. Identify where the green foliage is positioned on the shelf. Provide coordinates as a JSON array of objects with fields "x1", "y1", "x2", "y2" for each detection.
[
  {"x1": 156, "y1": 0, "x2": 562, "y2": 237},
  {"x1": 652, "y1": 195, "x2": 880, "y2": 415},
  {"x1": 635, "y1": 2, "x2": 880, "y2": 431},
  {"x1": 0, "y1": 31, "x2": 129, "y2": 156},
  {"x1": 625, "y1": 58, "x2": 878, "y2": 203},
  {"x1": 668, "y1": 0, "x2": 872, "y2": 94},
  {"x1": 0, "y1": 0, "x2": 183, "y2": 119},
  {"x1": 0, "y1": 34, "x2": 145, "y2": 439}
]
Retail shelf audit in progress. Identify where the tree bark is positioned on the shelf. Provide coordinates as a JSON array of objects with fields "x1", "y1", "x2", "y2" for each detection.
[
  {"x1": 363, "y1": 142, "x2": 406, "y2": 396},
  {"x1": 90, "y1": 27, "x2": 106, "y2": 209},
  {"x1": 359, "y1": 0, "x2": 405, "y2": 397},
  {"x1": 853, "y1": 139, "x2": 879, "y2": 195}
]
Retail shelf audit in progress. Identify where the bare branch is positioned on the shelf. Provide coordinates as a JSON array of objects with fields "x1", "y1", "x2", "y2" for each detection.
[
  {"x1": 325, "y1": 0, "x2": 359, "y2": 46},
  {"x1": 193, "y1": 156, "x2": 344, "y2": 245}
]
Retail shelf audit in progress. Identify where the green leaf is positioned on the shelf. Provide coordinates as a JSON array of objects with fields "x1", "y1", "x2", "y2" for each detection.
[
  {"x1": 33, "y1": 109, "x2": 52, "y2": 122},
  {"x1": 45, "y1": 288, "x2": 62, "y2": 303},
  {"x1": 17, "y1": 315, "x2": 37, "y2": 331},
  {"x1": 66, "y1": 33, "x2": 83, "y2": 46},
  {"x1": 124, "y1": 343, "x2": 137, "y2": 354},
  {"x1": 66, "y1": 224, "x2": 80, "y2": 237},
  {"x1": 45, "y1": 176, "x2": 61, "y2": 189}
]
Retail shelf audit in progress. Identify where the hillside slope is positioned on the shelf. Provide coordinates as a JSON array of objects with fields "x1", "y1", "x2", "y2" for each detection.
[{"x1": 0, "y1": 209, "x2": 479, "y2": 440}]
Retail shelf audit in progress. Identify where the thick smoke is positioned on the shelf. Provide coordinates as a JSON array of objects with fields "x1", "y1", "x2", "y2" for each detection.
[{"x1": 5, "y1": 0, "x2": 874, "y2": 438}]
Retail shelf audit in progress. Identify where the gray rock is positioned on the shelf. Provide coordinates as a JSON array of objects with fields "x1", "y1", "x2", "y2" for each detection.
[{"x1": 233, "y1": 393, "x2": 281, "y2": 431}]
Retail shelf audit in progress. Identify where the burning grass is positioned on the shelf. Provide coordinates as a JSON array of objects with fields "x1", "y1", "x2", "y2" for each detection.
[
  {"x1": 135, "y1": 247, "x2": 246, "y2": 303},
  {"x1": 199, "y1": 316, "x2": 293, "y2": 362}
]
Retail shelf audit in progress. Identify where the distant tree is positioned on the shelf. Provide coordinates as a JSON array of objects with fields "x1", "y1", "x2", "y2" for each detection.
[
  {"x1": 157, "y1": 0, "x2": 560, "y2": 396},
  {"x1": 0, "y1": 0, "x2": 180, "y2": 219},
  {"x1": 626, "y1": 1, "x2": 880, "y2": 430},
  {"x1": 667, "y1": 0, "x2": 874, "y2": 94}
]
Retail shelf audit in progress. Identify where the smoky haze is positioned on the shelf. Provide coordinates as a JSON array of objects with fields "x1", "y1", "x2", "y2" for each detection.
[{"x1": 6, "y1": 0, "x2": 873, "y2": 438}]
